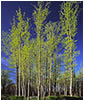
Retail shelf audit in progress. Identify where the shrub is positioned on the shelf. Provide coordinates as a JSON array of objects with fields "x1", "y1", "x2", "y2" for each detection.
[
  {"x1": 9, "y1": 96, "x2": 24, "y2": 100},
  {"x1": 45, "y1": 96, "x2": 83, "y2": 100},
  {"x1": 46, "y1": 96, "x2": 58, "y2": 100}
]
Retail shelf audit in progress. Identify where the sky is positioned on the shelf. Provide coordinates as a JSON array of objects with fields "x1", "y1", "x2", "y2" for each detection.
[{"x1": 1, "y1": 1, "x2": 83, "y2": 82}]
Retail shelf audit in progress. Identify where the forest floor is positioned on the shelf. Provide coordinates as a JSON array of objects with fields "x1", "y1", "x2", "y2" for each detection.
[
  {"x1": 1, "y1": 95, "x2": 83, "y2": 100},
  {"x1": 25, "y1": 96, "x2": 83, "y2": 100}
]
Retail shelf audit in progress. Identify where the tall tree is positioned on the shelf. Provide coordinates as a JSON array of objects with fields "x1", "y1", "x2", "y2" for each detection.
[
  {"x1": 44, "y1": 21, "x2": 61, "y2": 96},
  {"x1": 60, "y1": 1, "x2": 80, "y2": 96},
  {"x1": 33, "y1": 1, "x2": 49, "y2": 100},
  {"x1": 9, "y1": 16, "x2": 19, "y2": 96}
]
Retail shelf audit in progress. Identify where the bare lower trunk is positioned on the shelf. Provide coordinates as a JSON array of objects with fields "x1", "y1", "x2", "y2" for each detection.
[
  {"x1": 22, "y1": 79, "x2": 25, "y2": 96},
  {"x1": 46, "y1": 50, "x2": 48, "y2": 96},
  {"x1": 19, "y1": 47, "x2": 21, "y2": 96},
  {"x1": 54, "y1": 61, "x2": 56, "y2": 95},
  {"x1": 64, "y1": 80, "x2": 67, "y2": 96},
  {"x1": 41, "y1": 85, "x2": 43, "y2": 98},
  {"x1": 59, "y1": 88, "x2": 61, "y2": 96},
  {"x1": 37, "y1": 73, "x2": 40, "y2": 100},
  {"x1": 27, "y1": 81, "x2": 30, "y2": 100},
  {"x1": 70, "y1": 68, "x2": 73, "y2": 96},
  {"x1": 37, "y1": 30, "x2": 41, "y2": 100},
  {"x1": 19, "y1": 69, "x2": 21, "y2": 96},
  {"x1": 70, "y1": 36, "x2": 73, "y2": 97},
  {"x1": 16, "y1": 63, "x2": 18, "y2": 96},
  {"x1": 24, "y1": 84, "x2": 26, "y2": 97},
  {"x1": 49, "y1": 55, "x2": 53, "y2": 96},
  {"x1": 22, "y1": 85, "x2": 24, "y2": 96}
]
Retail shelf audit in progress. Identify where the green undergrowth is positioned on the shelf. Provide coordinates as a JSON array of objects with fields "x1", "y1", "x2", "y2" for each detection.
[
  {"x1": 45, "y1": 96, "x2": 83, "y2": 100},
  {"x1": 2, "y1": 96, "x2": 82, "y2": 100},
  {"x1": 25, "y1": 96, "x2": 83, "y2": 100},
  {"x1": 9, "y1": 96, "x2": 24, "y2": 100}
]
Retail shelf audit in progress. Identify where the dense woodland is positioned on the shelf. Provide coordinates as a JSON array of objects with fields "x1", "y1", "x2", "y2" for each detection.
[{"x1": 1, "y1": 1, "x2": 83, "y2": 100}]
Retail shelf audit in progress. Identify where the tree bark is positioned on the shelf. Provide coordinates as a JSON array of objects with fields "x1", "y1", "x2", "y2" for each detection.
[
  {"x1": 19, "y1": 47, "x2": 21, "y2": 96},
  {"x1": 37, "y1": 77, "x2": 41, "y2": 99},
  {"x1": 37, "y1": 77, "x2": 40, "y2": 100},
  {"x1": 22, "y1": 83, "x2": 24, "y2": 96},
  {"x1": 16, "y1": 63, "x2": 18, "y2": 96},
  {"x1": 59, "y1": 84, "x2": 61, "y2": 96},
  {"x1": 37, "y1": 28, "x2": 41, "y2": 100},
  {"x1": 64, "y1": 79, "x2": 67, "y2": 96},
  {"x1": 70, "y1": 36, "x2": 73, "y2": 97},
  {"x1": 54, "y1": 60, "x2": 56, "y2": 95},
  {"x1": 22, "y1": 78, "x2": 25, "y2": 96},
  {"x1": 27, "y1": 80, "x2": 30, "y2": 100},
  {"x1": 45, "y1": 50, "x2": 48, "y2": 96},
  {"x1": 49, "y1": 55, "x2": 53, "y2": 96}
]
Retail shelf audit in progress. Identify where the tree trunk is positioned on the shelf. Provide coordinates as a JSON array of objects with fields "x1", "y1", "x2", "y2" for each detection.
[
  {"x1": 37, "y1": 29, "x2": 41, "y2": 100},
  {"x1": 37, "y1": 68, "x2": 41, "y2": 100},
  {"x1": 22, "y1": 78, "x2": 25, "y2": 96},
  {"x1": 22, "y1": 84, "x2": 24, "y2": 96},
  {"x1": 19, "y1": 48, "x2": 21, "y2": 96},
  {"x1": 27, "y1": 80, "x2": 30, "y2": 100},
  {"x1": 70, "y1": 36, "x2": 73, "y2": 97},
  {"x1": 16, "y1": 63, "x2": 18, "y2": 96},
  {"x1": 41, "y1": 84, "x2": 43, "y2": 98},
  {"x1": 58, "y1": 83, "x2": 61, "y2": 96},
  {"x1": 49, "y1": 55, "x2": 53, "y2": 96},
  {"x1": 54, "y1": 60, "x2": 56, "y2": 95},
  {"x1": 64, "y1": 79, "x2": 67, "y2": 96},
  {"x1": 45, "y1": 50, "x2": 48, "y2": 96}
]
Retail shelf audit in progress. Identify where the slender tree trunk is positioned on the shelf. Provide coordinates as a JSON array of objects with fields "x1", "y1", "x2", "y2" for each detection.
[
  {"x1": 54, "y1": 61, "x2": 56, "y2": 95},
  {"x1": 32, "y1": 77, "x2": 34, "y2": 97},
  {"x1": 41, "y1": 84, "x2": 43, "y2": 98},
  {"x1": 38, "y1": 75, "x2": 40, "y2": 100},
  {"x1": 64, "y1": 80, "x2": 65, "y2": 96},
  {"x1": 37, "y1": 30, "x2": 41, "y2": 100},
  {"x1": 24, "y1": 83, "x2": 26, "y2": 97},
  {"x1": 37, "y1": 63, "x2": 41, "y2": 100},
  {"x1": 19, "y1": 47, "x2": 21, "y2": 96},
  {"x1": 70, "y1": 36, "x2": 73, "y2": 97},
  {"x1": 59, "y1": 84, "x2": 61, "y2": 96},
  {"x1": 22, "y1": 83, "x2": 24, "y2": 96},
  {"x1": 64, "y1": 79, "x2": 67, "y2": 96},
  {"x1": 49, "y1": 55, "x2": 53, "y2": 96},
  {"x1": 46, "y1": 50, "x2": 48, "y2": 96},
  {"x1": 16, "y1": 63, "x2": 18, "y2": 96},
  {"x1": 27, "y1": 80, "x2": 30, "y2": 100},
  {"x1": 22, "y1": 77, "x2": 25, "y2": 97}
]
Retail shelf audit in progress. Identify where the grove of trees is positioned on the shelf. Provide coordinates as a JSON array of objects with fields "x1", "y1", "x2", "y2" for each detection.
[{"x1": 1, "y1": 1, "x2": 83, "y2": 100}]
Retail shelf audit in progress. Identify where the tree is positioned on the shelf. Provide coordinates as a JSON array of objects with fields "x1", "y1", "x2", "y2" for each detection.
[
  {"x1": 8, "y1": 8, "x2": 30, "y2": 96},
  {"x1": 33, "y1": 2, "x2": 49, "y2": 100},
  {"x1": 9, "y1": 16, "x2": 19, "y2": 96},
  {"x1": 44, "y1": 21, "x2": 61, "y2": 96},
  {"x1": 60, "y1": 1, "x2": 80, "y2": 96}
]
